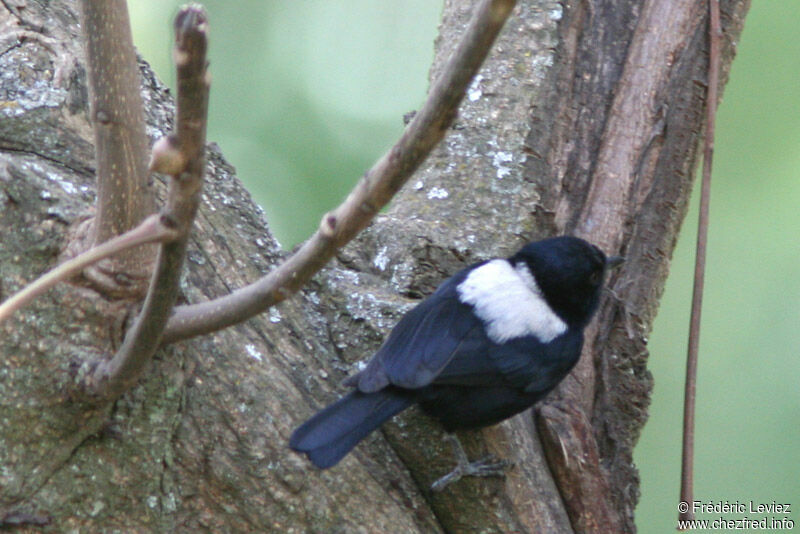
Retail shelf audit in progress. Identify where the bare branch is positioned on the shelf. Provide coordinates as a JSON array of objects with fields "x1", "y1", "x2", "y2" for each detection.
[
  {"x1": 78, "y1": 0, "x2": 154, "y2": 292},
  {"x1": 0, "y1": 215, "x2": 178, "y2": 324},
  {"x1": 161, "y1": 0, "x2": 518, "y2": 344},
  {"x1": 84, "y1": 5, "x2": 210, "y2": 399},
  {"x1": 679, "y1": 0, "x2": 721, "y2": 523}
]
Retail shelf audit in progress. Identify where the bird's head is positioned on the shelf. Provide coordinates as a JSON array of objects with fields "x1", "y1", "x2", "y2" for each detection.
[{"x1": 510, "y1": 236, "x2": 622, "y2": 327}]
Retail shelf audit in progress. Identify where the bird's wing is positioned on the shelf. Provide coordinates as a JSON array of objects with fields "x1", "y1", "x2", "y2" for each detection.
[
  {"x1": 368, "y1": 308, "x2": 582, "y2": 392},
  {"x1": 352, "y1": 268, "x2": 584, "y2": 394},
  {"x1": 353, "y1": 272, "x2": 488, "y2": 392},
  {"x1": 490, "y1": 331, "x2": 582, "y2": 392},
  {"x1": 428, "y1": 328, "x2": 582, "y2": 390}
]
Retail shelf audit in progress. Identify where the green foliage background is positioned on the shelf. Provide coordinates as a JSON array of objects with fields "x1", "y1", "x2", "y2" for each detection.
[{"x1": 131, "y1": 2, "x2": 799, "y2": 531}]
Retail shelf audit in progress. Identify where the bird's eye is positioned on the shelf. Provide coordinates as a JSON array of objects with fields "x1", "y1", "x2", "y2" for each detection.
[{"x1": 589, "y1": 270, "x2": 602, "y2": 285}]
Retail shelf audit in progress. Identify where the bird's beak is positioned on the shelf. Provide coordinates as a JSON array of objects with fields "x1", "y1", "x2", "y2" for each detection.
[{"x1": 606, "y1": 256, "x2": 625, "y2": 269}]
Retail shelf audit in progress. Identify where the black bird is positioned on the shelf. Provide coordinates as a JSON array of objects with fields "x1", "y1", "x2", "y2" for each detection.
[{"x1": 290, "y1": 236, "x2": 622, "y2": 489}]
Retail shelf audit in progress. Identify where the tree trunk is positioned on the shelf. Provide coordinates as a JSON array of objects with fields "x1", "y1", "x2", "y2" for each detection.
[{"x1": 0, "y1": 0, "x2": 748, "y2": 532}]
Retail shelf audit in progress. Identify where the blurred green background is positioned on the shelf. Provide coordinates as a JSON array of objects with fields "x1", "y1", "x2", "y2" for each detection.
[{"x1": 131, "y1": 2, "x2": 799, "y2": 531}]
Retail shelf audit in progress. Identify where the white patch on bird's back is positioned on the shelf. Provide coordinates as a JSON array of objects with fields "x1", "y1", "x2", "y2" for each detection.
[{"x1": 457, "y1": 259, "x2": 567, "y2": 343}]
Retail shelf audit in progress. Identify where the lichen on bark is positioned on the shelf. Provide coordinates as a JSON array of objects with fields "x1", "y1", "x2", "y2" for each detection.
[{"x1": 0, "y1": 0, "x2": 749, "y2": 532}]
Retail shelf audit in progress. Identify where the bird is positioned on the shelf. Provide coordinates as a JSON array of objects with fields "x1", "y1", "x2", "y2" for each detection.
[{"x1": 290, "y1": 236, "x2": 622, "y2": 490}]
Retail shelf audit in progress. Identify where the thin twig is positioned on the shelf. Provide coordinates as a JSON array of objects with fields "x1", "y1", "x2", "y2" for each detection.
[
  {"x1": 161, "y1": 0, "x2": 517, "y2": 344},
  {"x1": 85, "y1": 6, "x2": 210, "y2": 399},
  {"x1": 78, "y1": 0, "x2": 154, "y2": 291},
  {"x1": 0, "y1": 215, "x2": 178, "y2": 324},
  {"x1": 679, "y1": 0, "x2": 720, "y2": 523}
]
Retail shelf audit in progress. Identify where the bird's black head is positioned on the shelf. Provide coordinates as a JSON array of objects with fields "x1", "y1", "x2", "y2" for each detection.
[{"x1": 510, "y1": 236, "x2": 618, "y2": 327}]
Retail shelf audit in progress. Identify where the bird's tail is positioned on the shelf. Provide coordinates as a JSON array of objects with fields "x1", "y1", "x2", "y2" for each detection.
[{"x1": 289, "y1": 389, "x2": 413, "y2": 469}]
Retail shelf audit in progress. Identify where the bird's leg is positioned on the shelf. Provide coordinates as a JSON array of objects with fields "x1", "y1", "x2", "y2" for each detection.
[{"x1": 430, "y1": 434, "x2": 513, "y2": 492}]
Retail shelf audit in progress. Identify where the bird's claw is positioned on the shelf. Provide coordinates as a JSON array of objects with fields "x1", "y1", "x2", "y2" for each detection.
[
  {"x1": 430, "y1": 435, "x2": 513, "y2": 492},
  {"x1": 431, "y1": 454, "x2": 512, "y2": 492}
]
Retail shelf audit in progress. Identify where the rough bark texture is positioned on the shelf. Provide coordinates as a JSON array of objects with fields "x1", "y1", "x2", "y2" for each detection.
[{"x1": 0, "y1": 0, "x2": 748, "y2": 532}]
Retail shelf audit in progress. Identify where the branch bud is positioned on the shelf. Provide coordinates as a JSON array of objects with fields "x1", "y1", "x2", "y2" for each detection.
[{"x1": 149, "y1": 135, "x2": 186, "y2": 175}]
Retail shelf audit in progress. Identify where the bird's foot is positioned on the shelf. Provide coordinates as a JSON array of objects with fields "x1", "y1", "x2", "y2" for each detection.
[
  {"x1": 430, "y1": 434, "x2": 513, "y2": 492},
  {"x1": 430, "y1": 455, "x2": 512, "y2": 492}
]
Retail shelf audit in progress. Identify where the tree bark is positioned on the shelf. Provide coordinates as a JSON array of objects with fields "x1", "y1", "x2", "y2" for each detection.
[{"x1": 0, "y1": 0, "x2": 748, "y2": 532}]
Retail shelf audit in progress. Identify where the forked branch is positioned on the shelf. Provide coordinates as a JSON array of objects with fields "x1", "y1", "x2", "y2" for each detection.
[
  {"x1": 84, "y1": 5, "x2": 211, "y2": 399},
  {"x1": 161, "y1": 0, "x2": 518, "y2": 344}
]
